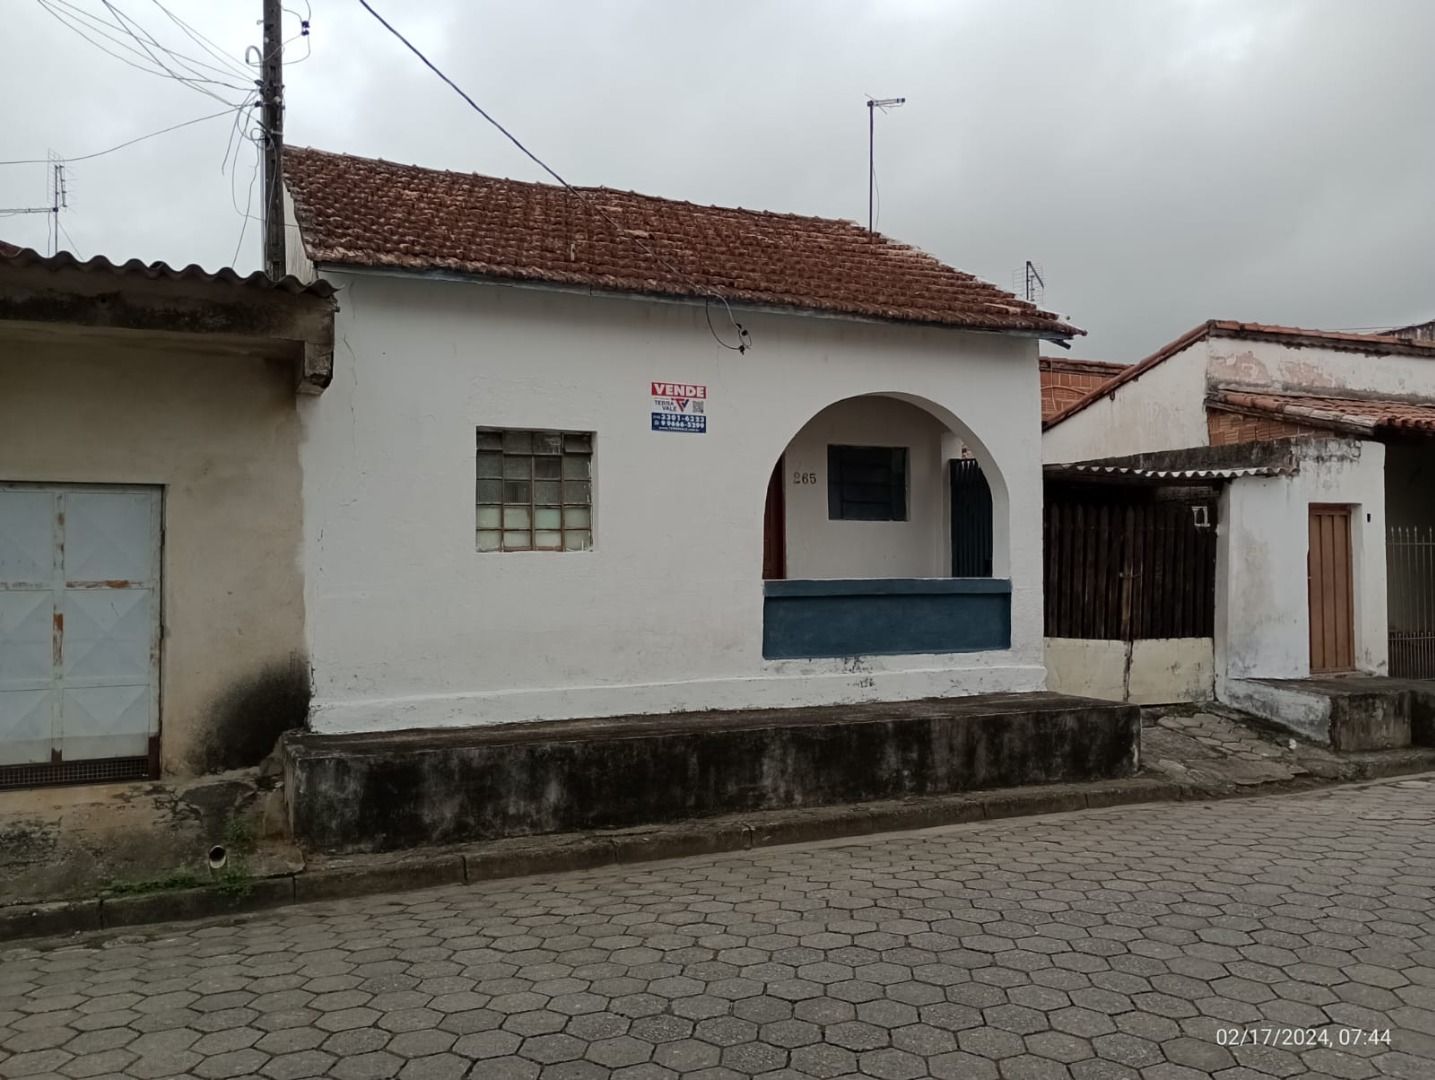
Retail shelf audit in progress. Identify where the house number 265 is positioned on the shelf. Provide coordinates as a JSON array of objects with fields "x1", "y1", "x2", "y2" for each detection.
[{"x1": 793, "y1": 471, "x2": 818, "y2": 484}]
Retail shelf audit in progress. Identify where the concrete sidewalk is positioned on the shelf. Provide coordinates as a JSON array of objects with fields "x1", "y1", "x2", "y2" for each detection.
[
  {"x1": 4, "y1": 700, "x2": 1434, "y2": 945},
  {"x1": 3, "y1": 775, "x2": 1434, "y2": 1080}
]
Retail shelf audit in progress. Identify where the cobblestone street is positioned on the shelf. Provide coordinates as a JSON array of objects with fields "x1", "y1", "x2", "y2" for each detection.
[{"x1": 3, "y1": 777, "x2": 1434, "y2": 1080}]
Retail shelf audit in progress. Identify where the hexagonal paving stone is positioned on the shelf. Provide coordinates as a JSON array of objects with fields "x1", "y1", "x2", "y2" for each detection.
[{"x1": 6, "y1": 775, "x2": 1435, "y2": 1080}]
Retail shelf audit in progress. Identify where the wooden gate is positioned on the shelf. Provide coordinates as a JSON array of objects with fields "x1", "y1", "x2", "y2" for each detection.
[
  {"x1": 1045, "y1": 494, "x2": 1216, "y2": 640},
  {"x1": 1308, "y1": 504, "x2": 1355, "y2": 673}
]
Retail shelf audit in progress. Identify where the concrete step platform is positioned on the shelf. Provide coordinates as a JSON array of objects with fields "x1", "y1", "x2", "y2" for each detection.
[
  {"x1": 1224, "y1": 676, "x2": 1435, "y2": 751},
  {"x1": 283, "y1": 692, "x2": 1140, "y2": 854}
]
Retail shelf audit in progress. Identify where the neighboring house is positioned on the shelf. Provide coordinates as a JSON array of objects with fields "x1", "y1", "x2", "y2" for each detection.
[
  {"x1": 1038, "y1": 356, "x2": 1125, "y2": 421},
  {"x1": 1041, "y1": 318, "x2": 1435, "y2": 745},
  {"x1": 0, "y1": 247, "x2": 335, "y2": 787},
  {"x1": 281, "y1": 146, "x2": 1081, "y2": 735}
]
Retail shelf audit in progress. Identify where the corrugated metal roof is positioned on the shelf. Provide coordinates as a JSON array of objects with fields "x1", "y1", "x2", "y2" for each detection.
[
  {"x1": 0, "y1": 246, "x2": 335, "y2": 299},
  {"x1": 1045, "y1": 462, "x2": 1295, "y2": 481}
]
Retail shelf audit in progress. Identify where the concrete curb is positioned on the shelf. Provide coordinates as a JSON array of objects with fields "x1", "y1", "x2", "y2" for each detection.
[{"x1": 2, "y1": 768, "x2": 1427, "y2": 947}]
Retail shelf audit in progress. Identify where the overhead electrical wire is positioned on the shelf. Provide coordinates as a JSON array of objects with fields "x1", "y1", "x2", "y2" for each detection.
[
  {"x1": 147, "y1": 0, "x2": 252, "y2": 79},
  {"x1": 354, "y1": 0, "x2": 752, "y2": 354},
  {"x1": 0, "y1": 104, "x2": 243, "y2": 167},
  {"x1": 46, "y1": 0, "x2": 248, "y2": 89},
  {"x1": 36, "y1": 0, "x2": 253, "y2": 106},
  {"x1": 99, "y1": 0, "x2": 251, "y2": 105},
  {"x1": 231, "y1": 144, "x2": 262, "y2": 266},
  {"x1": 100, "y1": 0, "x2": 248, "y2": 85}
]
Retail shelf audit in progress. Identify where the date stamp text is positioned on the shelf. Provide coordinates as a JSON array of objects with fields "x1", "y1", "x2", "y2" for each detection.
[{"x1": 1217, "y1": 1027, "x2": 1391, "y2": 1048}]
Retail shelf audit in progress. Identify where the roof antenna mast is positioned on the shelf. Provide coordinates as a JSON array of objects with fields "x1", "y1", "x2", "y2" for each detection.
[{"x1": 866, "y1": 96, "x2": 905, "y2": 236}]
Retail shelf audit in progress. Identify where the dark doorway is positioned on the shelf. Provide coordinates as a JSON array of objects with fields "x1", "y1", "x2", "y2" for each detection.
[
  {"x1": 950, "y1": 458, "x2": 993, "y2": 577},
  {"x1": 763, "y1": 460, "x2": 786, "y2": 580}
]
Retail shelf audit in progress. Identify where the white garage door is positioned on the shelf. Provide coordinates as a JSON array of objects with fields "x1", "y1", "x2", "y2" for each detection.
[{"x1": 0, "y1": 485, "x2": 160, "y2": 775}]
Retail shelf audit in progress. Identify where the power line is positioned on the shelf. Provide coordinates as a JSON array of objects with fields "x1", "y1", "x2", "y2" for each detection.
[
  {"x1": 36, "y1": 0, "x2": 252, "y2": 105},
  {"x1": 99, "y1": 0, "x2": 250, "y2": 104},
  {"x1": 46, "y1": 0, "x2": 249, "y2": 87},
  {"x1": 0, "y1": 104, "x2": 242, "y2": 166},
  {"x1": 148, "y1": 0, "x2": 252, "y2": 79},
  {"x1": 232, "y1": 144, "x2": 262, "y2": 266},
  {"x1": 99, "y1": 0, "x2": 247, "y2": 85},
  {"x1": 354, "y1": 0, "x2": 751, "y2": 354},
  {"x1": 57, "y1": 218, "x2": 82, "y2": 258}
]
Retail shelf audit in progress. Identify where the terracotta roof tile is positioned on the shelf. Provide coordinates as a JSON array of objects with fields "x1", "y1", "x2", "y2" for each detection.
[
  {"x1": 283, "y1": 147, "x2": 1079, "y2": 337},
  {"x1": 1038, "y1": 356, "x2": 1123, "y2": 375},
  {"x1": 1208, "y1": 389, "x2": 1435, "y2": 437}
]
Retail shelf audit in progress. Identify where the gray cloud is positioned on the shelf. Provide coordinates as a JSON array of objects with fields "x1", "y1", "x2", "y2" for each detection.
[{"x1": 4, "y1": 0, "x2": 1431, "y2": 361}]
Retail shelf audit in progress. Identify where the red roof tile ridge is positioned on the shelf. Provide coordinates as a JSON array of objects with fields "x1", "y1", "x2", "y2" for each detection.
[{"x1": 291, "y1": 145, "x2": 879, "y2": 231}]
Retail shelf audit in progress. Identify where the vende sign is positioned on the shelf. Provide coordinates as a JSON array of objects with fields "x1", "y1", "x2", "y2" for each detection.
[
  {"x1": 651, "y1": 380, "x2": 708, "y2": 434},
  {"x1": 651, "y1": 383, "x2": 707, "y2": 399}
]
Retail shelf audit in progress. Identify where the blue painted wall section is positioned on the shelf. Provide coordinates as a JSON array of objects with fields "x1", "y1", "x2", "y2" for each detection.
[{"x1": 763, "y1": 578, "x2": 1012, "y2": 659}]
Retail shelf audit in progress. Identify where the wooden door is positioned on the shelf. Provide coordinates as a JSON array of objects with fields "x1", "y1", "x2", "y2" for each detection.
[
  {"x1": 762, "y1": 460, "x2": 786, "y2": 580},
  {"x1": 1308, "y1": 505, "x2": 1355, "y2": 673}
]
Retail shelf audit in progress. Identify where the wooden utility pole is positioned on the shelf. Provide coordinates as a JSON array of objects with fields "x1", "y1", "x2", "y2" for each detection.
[{"x1": 260, "y1": 0, "x2": 285, "y2": 278}]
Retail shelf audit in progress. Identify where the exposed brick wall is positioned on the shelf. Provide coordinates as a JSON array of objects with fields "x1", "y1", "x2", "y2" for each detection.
[
  {"x1": 1041, "y1": 370, "x2": 1118, "y2": 421},
  {"x1": 1207, "y1": 408, "x2": 1322, "y2": 445}
]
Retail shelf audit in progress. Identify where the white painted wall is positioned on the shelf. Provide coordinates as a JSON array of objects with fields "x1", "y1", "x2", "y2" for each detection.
[
  {"x1": 1207, "y1": 337, "x2": 1435, "y2": 398},
  {"x1": 782, "y1": 398, "x2": 949, "y2": 579},
  {"x1": 1042, "y1": 340, "x2": 1210, "y2": 463},
  {"x1": 300, "y1": 273, "x2": 1046, "y2": 732},
  {"x1": 1045, "y1": 638, "x2": 1213, "y2": 704},
  {"x1": 1215, "y1": 439, "x2": 1387, "y2": 685}
]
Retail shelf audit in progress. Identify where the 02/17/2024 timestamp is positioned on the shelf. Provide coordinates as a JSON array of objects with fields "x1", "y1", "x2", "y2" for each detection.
[{"x1": 1217, "y1": 1027, "x2": 1391, "y2": 1047}]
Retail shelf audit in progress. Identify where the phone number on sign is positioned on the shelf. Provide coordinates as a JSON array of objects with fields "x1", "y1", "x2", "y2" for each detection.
[{"x1": 1217, "y1": 1028, "x2": 1391, "y2": 1047}]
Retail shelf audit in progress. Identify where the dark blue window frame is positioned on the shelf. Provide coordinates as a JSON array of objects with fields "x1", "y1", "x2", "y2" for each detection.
[{"x1": 827, "y1": 445, "x2": 907, "y2": 521}]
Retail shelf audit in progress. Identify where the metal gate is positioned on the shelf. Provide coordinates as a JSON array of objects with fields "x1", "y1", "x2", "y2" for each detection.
[
  {"x1": 0, "y1": 485, "x2": 160, "y2": 787},
  {"x1": 1389, "y1": 525, "x2": 1435, "y2": 677},
  {"x1": 950, "y1": 459, "x2": 993, "y2": 577}
]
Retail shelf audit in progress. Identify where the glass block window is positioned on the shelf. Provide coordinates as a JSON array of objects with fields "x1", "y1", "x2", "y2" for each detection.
[
  {"x1": 827, "y1": 445, "x2": 908, "y2": 521},
  {"x1": 476, "y1": 428, "x2": 593, "y2": 551}
]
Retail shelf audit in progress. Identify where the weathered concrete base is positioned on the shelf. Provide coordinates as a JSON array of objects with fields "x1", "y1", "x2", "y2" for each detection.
[
  {"x1": 9, "y1": 759, "x2": 1435, "y2": 946},
  {"x1": 0, "y1": 774, "x2": 1179, "y2": 944},
  {"x1": 1223, "y1": 676, "x2": 1434, "y2": 750},
  {"x1": 0, "y1": 765, "x2": 297, "y2": 907},
  {"x1": 1046, "y1": 637, "x2": 1214, "y2": 704},
  {"x1": 284, "y1": 693, "x2": 1142, "y2": 854}
]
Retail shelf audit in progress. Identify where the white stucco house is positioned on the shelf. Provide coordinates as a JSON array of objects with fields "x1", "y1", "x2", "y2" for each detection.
[
  {"x1": 281, "y1": 147, "x2": 1082, "y2": 735},
  {"x1": 1041, "y1": 319, "x2": 1435, "y2": 746}
]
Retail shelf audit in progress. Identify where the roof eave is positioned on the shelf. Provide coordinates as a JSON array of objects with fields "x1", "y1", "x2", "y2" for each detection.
[{"x1": 314, "y1": 260, "x2": 1082, "y2": 340}]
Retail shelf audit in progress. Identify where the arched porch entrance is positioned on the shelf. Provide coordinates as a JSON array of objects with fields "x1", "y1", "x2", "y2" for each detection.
[{"x1": 760, "y1": 394, "x2": 1010, "y2": 659}]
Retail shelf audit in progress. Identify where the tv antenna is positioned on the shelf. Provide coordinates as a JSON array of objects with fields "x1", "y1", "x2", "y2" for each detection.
[
  {"x1": 1022, "y1": 260, "x2": 1044, "y2": 304},
  {"x1": 0, "y1": 152, "x2": 67, "y2": 255},
  {"x1": 866, "y1": 96, "x2": 905, "y2": 235}
]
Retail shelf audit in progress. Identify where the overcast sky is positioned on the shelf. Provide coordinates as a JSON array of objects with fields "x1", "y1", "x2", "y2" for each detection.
[{"x1": 3, "y1": 0, "x2": 1431, "y2": 361}]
